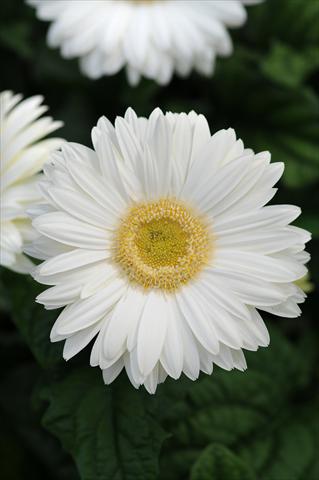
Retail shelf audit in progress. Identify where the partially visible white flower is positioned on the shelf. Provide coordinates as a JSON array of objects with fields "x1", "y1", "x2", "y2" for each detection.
[
  {"x1": 29, "y1": 108, "x2": 310, "y2": 394},
  {"x1": 27, "y1": 0, "x2": 263, "y2": 86},
  {"x1": 0, "y1": 91, "x2": 63, "y2": 273}
]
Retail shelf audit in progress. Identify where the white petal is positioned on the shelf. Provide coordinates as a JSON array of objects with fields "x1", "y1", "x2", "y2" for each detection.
[
  {"x1": 189, "y1": 113, "x2": 211, "y2": 166},
  {"x1": 210, "y1": 269, "x2": 291, "y2": 307},
  {"x1": 137, "y1": 291, "x2": 168, "y2": 376},
  {"x1": 171, "y1": 113, "x2": 192, "y2": 192},
  {"x1": 160, "y1": 299, "x2": 183, "y2": 379},
  {"x1": 211, "y1": 344, "x2": 234, "y2": 371},
  {"x1": 36, "y1": 281, "x2": 82, "y2": 308},
  {"x1": 51, "y1": 278, "x2": 126, "y2": 337},
  {"x1": 213, "y1": 205, "x2": 301, "y2": 233},
  {"x1": 147, "y1": 112, "x2": 171, "y2": 196},
  {"x1": 183, "y1": 153, "x2": 252, "y2": 212},
  {"x1": 179, "y1": 315, "x2": 200, "y2": 380},
  {"x1": 80, "y1": 264, "x2": 119, "y2": 299},
  {"x1": 91, "y1": 122, "x2": 130, "y2": 201},
  {"x1": 144, "y1": 364, "x2": 159, "y2": 394},
  {"x1": 102, "y1": 358, "x2": 124, "y2": 385},
  {"x1": 261, "y1": 299, "x2": 302, "y2": 318},
  {"x1": 216, "y1": 228, "x2": 308, "y2": 255},
  {"x1": 247, "y1": 308, "x2": 270, "y2": 346},
  {"x1": 33, "y1": 212, "x2": 111, "y2": 249},
  {"x1": 64, "y1": 144, "x2": 125, "y2": 216},
  {"x1": 7, "y1": 253, "x2": 34, "y2": 274},
  {"x1": 230, "y1": 349, "x2": 247, "y2": 371},
  {"x1": 125, "y1": 347, "x2": 144, "y2": 387},
  {"x1": 213, "y1": 250, "x2": 307, "y2": 283},
  {"x1": 36, "y1": 248, "x2": 109, "y2": 276},
  {"x1": 175, "y1": 286, "x2": 219, "y2": 355},
  {"x1": 191, "y1": 281, "x2": 243, "y2": 349},
  {"x1": 103, "y1": 286, "x2": 147, "y2": 360},
  {"x1": 47, "y1": 186, "x2": 114, "y2": 229},
  {"x1": 115, "y1": 116, "x2": 143, "y2": 174},
  {"x1": 63, "y1": 321, "x2": 102, "y2": 360}
]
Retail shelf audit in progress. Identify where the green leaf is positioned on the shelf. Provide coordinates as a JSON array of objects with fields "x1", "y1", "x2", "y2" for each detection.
[
  {"x1": 0, "y1": 272, "x2": 10, "y2": 313},
  {"x1": 296, "y1": 213, "x2": 319, "y2": 238},
  {"x1": 39, "y1": 368, "x2": 167, "y2": 480},
  {"x1": 0, "y1": 363, "x2": 78, "y2": 480},
  {"x1": 159, "y1": 326, "x2": 316, "y2": 479},
  {"x1": 245, "y1": 0, "x2": 319, "y2": 49},
  {"x1": 238, "y1": 406, "x2": 319, "y2": 480},
  {"x1": 244, "y1": 326, "x2": 312, "y2": 390},
  {"x1": 171, "y1": 370, "x2": 275, "y2": 448},
  {"x1": 190, "y1": 444, "x2": 256, "y2": 480},
  {"x1": 261, "y1": 42, "x2": 319, "y2": 88},
  {"x1": 0, "y1": 268, "x2": 62, "y2": 369},
  {"x1": 165, "y1": 327, "x2": 309, "y2": 448},
  {"x1": 0, "y1": 21, "x2": 33, "y2": 59}
]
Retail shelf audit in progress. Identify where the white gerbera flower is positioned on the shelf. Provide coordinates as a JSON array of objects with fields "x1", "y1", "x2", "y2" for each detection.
[
  {"x1": 27, "y1": 0, "x2": 263, "y2": 86},
  {"x1": 29, "y1": 108, "x2": 310, "y2": 394},
  {"x1": 0, "y1": 91, "x2": 63, "y2": 273}
]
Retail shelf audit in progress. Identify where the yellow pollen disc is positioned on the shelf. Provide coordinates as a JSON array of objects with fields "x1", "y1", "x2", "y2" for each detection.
[{"x1": 114, "y1": 199, "x2": 212, "y2": 292}]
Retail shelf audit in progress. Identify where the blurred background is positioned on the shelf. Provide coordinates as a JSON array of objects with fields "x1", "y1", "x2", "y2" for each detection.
[{"x1": 0, "y1": 0, "x2": 318, "y2": 479}]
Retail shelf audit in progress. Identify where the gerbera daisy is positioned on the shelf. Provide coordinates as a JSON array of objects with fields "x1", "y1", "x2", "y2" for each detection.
[
  {"x1": 30, "y1": 108, "x2": 310, "y2": 393},
  {"x1": 27, "y1": 0, "x2": 263, "y2": 85},
  {"x1": 0, "y1": 90, "x2": 63, "y2": 273}
]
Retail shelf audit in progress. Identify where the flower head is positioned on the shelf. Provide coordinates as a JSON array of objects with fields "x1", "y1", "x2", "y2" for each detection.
[
  {"x1": 0, "y1": 91, "x2": 63, "y2": 273},
  {"x1": 27, "y1": 0, "x2": 263, "y2": 85},
  {"x1": 30, "y1": 108, "x2": 310, "y2": 393}
]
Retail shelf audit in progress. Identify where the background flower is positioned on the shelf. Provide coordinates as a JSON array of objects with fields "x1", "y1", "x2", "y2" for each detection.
[
  {"x1": 0, "y1": 91, "x2": 63, "y2": 273},
  {"x1": 27, "y1": 0, "x2": 262, "y2": 85}
]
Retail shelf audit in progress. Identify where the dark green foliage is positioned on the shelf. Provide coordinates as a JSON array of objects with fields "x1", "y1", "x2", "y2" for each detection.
[
  {"x1": 2, "y1": 270, "x2": 62, "y2": 369},
  {"x1": 157, "y1": 326, "x2": 319, "y2": 480},
  {"x1": 261, "y1": 42, "x2": 319, "y2": 88},
  {"x1": 1, "y1": 264, "x2": 318, "y2": 480},
  {"x1": 190, "y1": 444, "x2": 256, "y2": 480},
  {"x1": 0, "y1": 0, "x2": 319, "y2": 478},
  {"x1": 39, "y1": 370, "x2": 166, "y2": 480}
]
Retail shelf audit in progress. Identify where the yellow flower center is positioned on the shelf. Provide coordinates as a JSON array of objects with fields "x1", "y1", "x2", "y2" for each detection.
[{"x1": 114, "y1": 199, "x2": 212, "y2": 292}]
